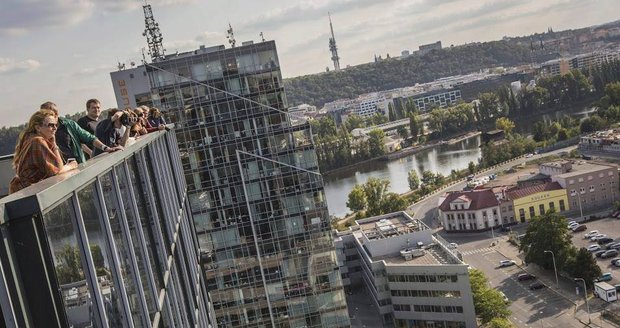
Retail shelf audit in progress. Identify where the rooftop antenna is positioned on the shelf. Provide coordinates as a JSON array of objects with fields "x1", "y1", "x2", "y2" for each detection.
[
  {"x1": 328, "y1": 12, "x2": 341, "y2": 71},
  {"x1": 260, "y1": 32, "x2": 265, "y2": 42},
  {"x1": 226, "y1": 23, "x2": 236, "y2": 48},
  {"x1": 142, "y1": 2, "x2": 165, "y2": 62}
]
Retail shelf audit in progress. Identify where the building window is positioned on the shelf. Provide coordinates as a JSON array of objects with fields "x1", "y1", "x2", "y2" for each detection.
[
  {"x1": 529, "y1": 206, "x2": 535, "y2": 218},
  {"x1": 590, "y1": 186, "x2": 595, "y2": 192},
  {"x1": 549, "y1": 202, "x2": 555, "y2": 210},
  {"x1": 570, "y1": 189, "x2": 576, "y2": 196},
  {"x1": 569, "y1": 179, "x2": 574, "y2": 184},
  {"x1": 609, "y1": 171, "x2": 614, "y2": 176},
  {"x1": 539, "y1": 204, "x2": 545, "y2": 214},
  {"x1": 588, "y1": 175, "x2": 593, "y2": 180},
  {"x1": 579, "y1": 178, "x2": 584, "y2": 182},
  {"x1": 580, "y1": 187, "x2": 585, "y2": 194},
  {"x1": 519, "y1": 209, "x2": 525, "y2": 221}
]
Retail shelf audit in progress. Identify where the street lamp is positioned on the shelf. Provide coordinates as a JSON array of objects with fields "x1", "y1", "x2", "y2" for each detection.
[
  {"x1": 574, "y1": 277, "x2": 591, "y2": 324},
  {"x1": 576, "y1": 191, "x2": 584, "y2": 221},
  {"x1": 544, "y1": 250, "x2": 559, "y2": 288}
]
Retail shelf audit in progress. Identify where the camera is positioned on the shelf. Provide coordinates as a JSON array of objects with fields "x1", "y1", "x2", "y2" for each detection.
[{"x1": 120, "y1": 113, "x2": 138, "y2": 127}]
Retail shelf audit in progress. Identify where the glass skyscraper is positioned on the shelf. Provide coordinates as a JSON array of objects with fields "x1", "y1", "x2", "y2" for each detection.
[{"x1": 112, "y1": 40, "x2": 350, "y2": 327}]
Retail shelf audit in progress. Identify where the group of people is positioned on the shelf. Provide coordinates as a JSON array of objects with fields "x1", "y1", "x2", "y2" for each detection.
[{"x1": 9, "y1": 100, "x2": 167, "y2": 194}]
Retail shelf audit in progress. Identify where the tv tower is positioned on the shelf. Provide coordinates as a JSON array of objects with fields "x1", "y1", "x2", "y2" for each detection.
[
  {"x1": 328, "y1": 13, "x2": 341, "y2": 71},
  {"x1": 142, "y1": 2, "x2": 165, "y2": 62}
]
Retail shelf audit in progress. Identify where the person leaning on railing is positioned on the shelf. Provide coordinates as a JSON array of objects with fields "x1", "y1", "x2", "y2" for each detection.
[
  {"x1": 9, "y1": 110, "x2": 78, "y2": 194},
  {"x1": 40, "y1": 101, "x2": 122, "y2": 164}
]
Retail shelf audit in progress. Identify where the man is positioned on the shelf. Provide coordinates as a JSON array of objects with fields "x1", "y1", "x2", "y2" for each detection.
[
  {"x1": 40, "y1": 101, "x2": 121, "y2": 163},
  {"x1": 94, "y1": 109, "x2": 131, "y2": 156},
  {"x1": 78, "y1": 98, "x2": 101, "y2": 134}
]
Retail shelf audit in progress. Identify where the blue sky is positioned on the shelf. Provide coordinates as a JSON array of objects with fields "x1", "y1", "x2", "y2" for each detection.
[{"x1": 0, "y1": 0, "x2": 617, "y2": 127}]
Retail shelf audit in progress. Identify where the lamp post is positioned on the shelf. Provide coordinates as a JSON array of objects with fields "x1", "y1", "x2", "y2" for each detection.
[
  {"x1": 544, "y1": 250, "x2": 559, "y2": 288},
  {"x1": 576, "y1": 191, "x2": 584, "y2": 221},
  {"x1": 574, "y1": 277, "x2": 591, "y2": 324}
]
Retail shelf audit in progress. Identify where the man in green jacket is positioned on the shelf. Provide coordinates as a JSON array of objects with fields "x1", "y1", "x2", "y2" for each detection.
[{"x1": 40, "y1": 101, "x2": 122, "y2": 163}]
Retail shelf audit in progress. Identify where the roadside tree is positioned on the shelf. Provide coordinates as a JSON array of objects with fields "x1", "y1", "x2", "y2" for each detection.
[
  {"x1": 565, "y1": 247, "x2": 602, "y2": 289},
  {"x1": 346, "y1": 185, "x2": 366, "y2": 212},
  {"x1": 518, "y1": 210, "x2": 574, "y2": 271},
  {"x1": 469, "y1": 269, "x2": 511, "y2": 325},
  {"x1": 407, "y1": 170, "x2": 420, "y2": 190},
  {"x1": 495, "y1": 117, "x2": 515, "y2": 135}
]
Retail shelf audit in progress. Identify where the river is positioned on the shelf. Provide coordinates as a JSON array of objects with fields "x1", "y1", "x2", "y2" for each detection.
[{"x1": 322, "y1": 106, "x2": 598, "y2": 218}]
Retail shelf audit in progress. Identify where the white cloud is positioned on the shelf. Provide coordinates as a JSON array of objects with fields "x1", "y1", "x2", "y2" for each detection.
[
  {"x1": 72, "y1": 65, "x2": 116, "y2": 77},
  {"x1": 0, "y1": 0, "x2": 94, "y2": 36},
  {"x1": 0, "y1": 58, "x2": 41, "y2": 74},
  {"x1": 94, "y1": 0, "x2": 197, "y2": 12}
]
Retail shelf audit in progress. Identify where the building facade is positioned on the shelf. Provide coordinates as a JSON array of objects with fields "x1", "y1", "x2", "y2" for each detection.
[
  {"x1": 0, "y1": 131, "x2": 211, "y2": 327},
  {"x1": 111, "y1": 40, "x2": 350, "y2": 327},
  {"x1": 334, "y1": 212, "x2": 477, "y2": 328},
  {"x1": 438, "y1": 189, "x2": 503, "y2": 232},
  {"x1": 507, "y1": 182, "x2": 568, "y2": 222}
]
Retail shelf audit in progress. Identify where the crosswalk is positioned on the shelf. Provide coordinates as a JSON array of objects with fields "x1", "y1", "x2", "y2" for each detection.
[{"x1": 460, "y1": 247, "x2": 497, "y2": 256}]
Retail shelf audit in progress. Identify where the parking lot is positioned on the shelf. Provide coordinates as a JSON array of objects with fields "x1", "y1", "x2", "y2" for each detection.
[{"x1": 568, "y1": 217, "x2": 620, "y2": 285}]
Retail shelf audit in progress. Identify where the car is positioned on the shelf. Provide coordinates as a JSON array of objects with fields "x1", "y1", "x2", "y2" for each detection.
[
  {"x1": 584, "y1": 230, "x2": 600, "y2": 239},
  {"x1": 587, "y1": 244, "x2": 601, "y2": 252},
  {"x1": 606, "y1": 242, "x2": 620, "y2": 250},
  {"x1": 601, "y1": 250, "x2": 619, "y2": 259},
  {"x1": 499, "y1": 260, "x2": 516, "y2": 268},
  {"x1": 596, "y1": 273, "x2": 613, "y2": 282},
  {"x1": 517, "y1": 273, "x2": 536, "y2": 281},
  {"x1": 529, "y1": 281, "x2": 546, "y2": 290},
  {"x1": 567, "y1": 220, "x2": 578, "y2": 226},
  {"x1": 572, "y1": 224, "x2": 587, "y2": 232},
  {"x1": 610, "y1": 257, "x2": 620, "y2": 265},
  {"x1": 525, "y1": 153, "x2": 533, "y2": 158},
  {"x1": 594, "y1": 250, "x2": 607, "y2": 258},
  {"x1": 448, "y1": 243, "x2": 458, "y2": 249},
  {"x1": 615, "y1": 284, "x2": 620, "y2": 292},
  {"x1": 610, "y1": 244, "x2": 620, "y2": 251},
  {"x1": 614, "y1": 261, "x2": 620, "y2": 268},
  {"x1": 598, "y1": 237, "x2": 615, "y2": 245},
  {"x1": 500, "y1": 225, "x2": 511, "y2": 232},
  {"x1": 499, "y1": 291, "x2": 509, "y2": 303},
  {"x1": 590, "y1": 234, "x2": 607, "y2": 242}
]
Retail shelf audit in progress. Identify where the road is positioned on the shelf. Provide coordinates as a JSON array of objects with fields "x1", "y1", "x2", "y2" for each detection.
[{"x1": 408, "y1": 146, "x2": 577, "y2": 228}]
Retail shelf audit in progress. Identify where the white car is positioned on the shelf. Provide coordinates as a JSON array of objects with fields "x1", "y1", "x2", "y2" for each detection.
[
  {"x1": 590, "y1": 234, "x2": 607, "y2": 242},
  {"x1": 587, "y1": 244, "x2": 602, "y2": 252},
  {"x1": 525, "y1": 153, "x2": 533, "y2": 158},
  {"x1": 568, "y1": 222, "x2": 579, "y2": 229},
  {"x1": 499, "y1": 260, "x2": 516, "y2": 268},
  {"x1": 448, "y1": 243, "x2": 458, "y2": 249},
  {"x1": 499, "y1": 291, "x2": 509, "y2": 303},
  {"x1": 584, "y1": 230, "x2": 600, "y2": 239},
  {"x1": 567, "y1": 220, "x2": 578, "y2": 226}
]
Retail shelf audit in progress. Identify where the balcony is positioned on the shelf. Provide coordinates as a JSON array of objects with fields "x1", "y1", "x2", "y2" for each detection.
[{"x1": 0, "y1": 130, "x2": 211, "y2": 327}]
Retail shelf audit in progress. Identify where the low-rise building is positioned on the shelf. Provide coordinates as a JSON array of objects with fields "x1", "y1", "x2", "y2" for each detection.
[
  {"x1": 438, "y1": 189, "x2": 502, "y2": 232},
  {"x1": 508, "y1": 182, "x2": 568, "y2": 222},
  {"x1": 579, "y1": 130, "x2": 620, "y2": 158},
  {"x1": 334, "y1": 212, "x2": 476, "y2": 328}
]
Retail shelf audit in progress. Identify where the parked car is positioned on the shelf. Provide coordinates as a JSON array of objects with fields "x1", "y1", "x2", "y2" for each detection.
[
  {"x1": 499, "y1": 291, "x2": 509, "y2": 303},
  {"x1": 594, "y1": 250, "x2": 607, "y2": 258},
  {"x1": 567, "y1": 220, "x2": 578, "y2": 226},
  {"x1": 529, "y1": 281, "x2": 546, "y2": 290},
  {"x1": 610, "y1": 257, "x2": 620, "y2": 265},
  {"x1": 596, "y1": 273, "x2": 613, "y2": 282},
  {"x1": 572, "y1": 224, "x2": 587, "y2": 232},
  {"x1": 584, "y1": 230, "x2": 600, "y2": 239},
  {"x1": 591, "y1": 234, "x2": 607, "y2": 242},
  {"x1": 614, "y1": 261, "x2": 620, "y2": 267},
  {"x1": 568, "y1": 222, "x2": 579, "y2": 229},
  {"x1": 499, "y1": 260, "x2": 516, "y2": 268},
  {"x1": 587, "y1": 244, "x2": 601, "y2": 252},
  {"x1": 500, "y1": 225, "x2": 511, "y2": 232},
  {"x1": 615, "y1": 284, "x2": 620, "y2": 292},
  {"x1": 598, "y1": 237, "x2": 615, "y2": 245},
  {"x1": 517, "y1": 273, "x2": 536, "y2": 281},
  {"x1": 606, "y1": 242, "x2": 620, "y2": 250},
  {"x1": 601, "y1": 250, "x2": 619, "y2": 259}
]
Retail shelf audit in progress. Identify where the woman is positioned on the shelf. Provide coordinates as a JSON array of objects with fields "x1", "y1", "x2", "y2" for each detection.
[
  {"x1": 9, "y1": 109, "x2": 78, "y2": 193},
  {"x1": 147, "y1": 107, "x2": 166, "y2": 128}
]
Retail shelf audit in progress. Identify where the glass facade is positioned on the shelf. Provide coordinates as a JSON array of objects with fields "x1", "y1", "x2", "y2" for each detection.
[
  {"x1": 0, "y1": 131, "x2": 210, "y2": 327},
  {"x1": 146, "y1": 41, "x2": 350, "y2": 327}
]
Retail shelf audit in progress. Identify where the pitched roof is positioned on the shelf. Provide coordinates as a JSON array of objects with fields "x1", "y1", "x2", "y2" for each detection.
[
  {"x1": 439, "y1": 189, "x2": 500, "y2": 212},
  {"x1": 506, "y1": 182, "x2": 563, "y2": 200}
]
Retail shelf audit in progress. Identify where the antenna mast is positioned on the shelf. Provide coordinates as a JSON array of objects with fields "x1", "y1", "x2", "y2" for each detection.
[
  {"x1": 142, "y1": 2, "x2": 165, "y2": 62},
  {"x1": 328, "y1": 12, "x2": 341, "y2": 71},
  {"x1": 227, "y1": 23, "x2": 236, "y2": 48}
]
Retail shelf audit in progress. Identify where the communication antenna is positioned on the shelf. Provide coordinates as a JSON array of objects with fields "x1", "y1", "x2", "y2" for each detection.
[
  {"x1": 260, "y1": 32, "x2": 265, "y2": 42},
  {"x1": 142, "y1": 2, "x2": 166, "y2": 62},
  {"x1": 328, "y1": 12, "x2": 341, "y2": 71},
  {"x1": 226, "y1": 23, "x2": 236, "y2": 48}
]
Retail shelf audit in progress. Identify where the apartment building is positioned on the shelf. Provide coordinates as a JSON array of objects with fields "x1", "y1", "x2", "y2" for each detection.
[
  {"x1": 334, "y1": 212, "x2": 476, "y2": 328},
  {"x1": 438, "y1": 189, "x2": 503, "y2": 232}
]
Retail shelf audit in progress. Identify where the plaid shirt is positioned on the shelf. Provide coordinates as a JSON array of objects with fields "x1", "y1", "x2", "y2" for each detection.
[{"x1": 9, "y1": 134, "x2": 63, "y2": 193}]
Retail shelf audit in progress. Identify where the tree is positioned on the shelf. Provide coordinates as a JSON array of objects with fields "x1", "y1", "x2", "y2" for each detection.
[
  {"x1": 407, "y1": 170, "x2": 420, "y2": 190},
  {"x1": 367, "y1": 129, "x2": 385, "y2": 157},
  {"x1": 346, "y1": 185, "x2": 367, "y2": 212},
  {"x1": 518, "y1": 210, "x2": 574, "y2": 271},
  {"x1": 495, "y1": 117, "x2": 515, "y2": 135},
  {"x1": 344, "y1": 114, "x2": 365, "y2": 132},
  {"x1": 487, "y1": 317, "x2": 516, "y2": 328},
  {"x1": 378, "y1": 193, "x2": 408, "y2": 214},
  {"x1": 421, "y1": 170, "x2": 436, "y2": 186},
  {"x1": 468, "y1": 161, "x2": 476, "y2": 175},
  {"x1": 565, "y1": 248, "x2": 602, "y2": 289},
  {"x1": 408, "y1": 113, "x2": 420, "y2": 142},
  {"x1": 363, "y1": 177, "x2": 391, "y2": 216},
  {"x1": 580, "y1": 115, "x2": 607, "y2": 133},
  {"x1": 396, "y1": 125, "x2": 408, "y2": 139},
  {"x1": 469, "y1": 269, "x2": 511, "y2": 324},
  {"x1": 55, "y1": 245, "x2": 84, "y2": 285}
]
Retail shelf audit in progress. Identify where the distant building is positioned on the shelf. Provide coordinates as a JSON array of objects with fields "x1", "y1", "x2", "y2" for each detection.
[
  {"x1": 357, "y1": 94, "x2": 387, "y2": 117},
  {"x1": 418, "y1": 41, "x2": 442, "y2": 56},
  {"x1": 334, "y1": 212, "x2": 477, "y2": 327},
  {"x1": 516, "y1": 173, "x2": 551, "y2": 188},
  {"x1": 438, "y1": 189, "x2": 502, "y2": 232},
  {"x1": 401, "y1": 50, "x2": 411, "y2": 57},
  {"x1": 541, "y1": 51, "x2": 620, "y2": 76},
  {"x1": 481, "y1": 129, "x2": 505, "y2": 144},
  {"x1": 579, "y1": 130, "x2": 620, "y2": 158}
]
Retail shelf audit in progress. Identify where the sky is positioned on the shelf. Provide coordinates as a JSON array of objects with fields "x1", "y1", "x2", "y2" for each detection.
[{"x1": 0, "y1": 0, "x2": 618, "y2": 127}]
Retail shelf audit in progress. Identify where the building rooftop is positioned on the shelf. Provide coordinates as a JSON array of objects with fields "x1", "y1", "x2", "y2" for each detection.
[
  {"x1": 357, "y1": 212, "x2": 429, "y2": 241},
  {"x1": 554, "y1": 161, "x2": 616, "y2": 178},
  {"x1": 517, "y1": 172, "x2": 550, "y2": 182},
  {"x1": 506, "y1": 181, "x2": 563, "y2": 200},
  {"x1": 438, "y1": 189, "x2": 499, "y2": 212},
  {"x1": 378, "y1": 242, "x2": 462, "y2": 266},
  {"x1": 540, "y1": 160, "x2": 572, "y2": 168}
]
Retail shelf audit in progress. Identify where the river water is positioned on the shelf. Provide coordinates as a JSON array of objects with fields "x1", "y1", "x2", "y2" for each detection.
[{"x1": 323, "y1": 106, "x2": 598, "y2": 218}]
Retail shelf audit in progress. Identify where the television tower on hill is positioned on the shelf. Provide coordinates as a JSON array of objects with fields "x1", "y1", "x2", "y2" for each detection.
[
  {"x1": 328, "y1": 13, "x2": 341, "y2": 71},
  {"x1": 142, "y1": 2, "x2": 165, "y2": 62}
]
